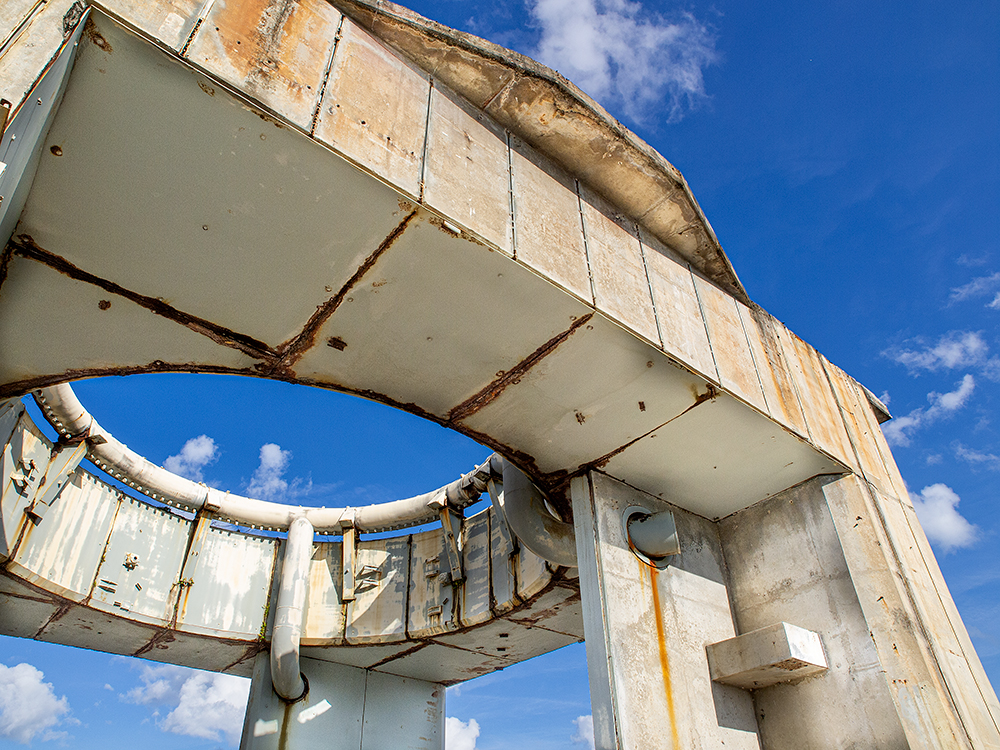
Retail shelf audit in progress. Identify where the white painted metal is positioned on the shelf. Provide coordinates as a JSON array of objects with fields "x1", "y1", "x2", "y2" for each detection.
[{"x1": 271, "y1": 516, "x2": 314, "y2": 701}]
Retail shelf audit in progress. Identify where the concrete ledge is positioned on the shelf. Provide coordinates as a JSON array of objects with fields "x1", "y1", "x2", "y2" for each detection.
[{"x1": 706, "y1": 622, "x2": 827, "y2": 689}]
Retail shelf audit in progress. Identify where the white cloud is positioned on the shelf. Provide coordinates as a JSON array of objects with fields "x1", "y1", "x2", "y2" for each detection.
[
  {"x1": 245, "y1": 442, "x2": 311, "y2": 503},
  {"x1": 955, "y1": 443, "x2": 1000, "y2": 469},
  {"x1": 910, "y1": 483, "x2": 979, "y2": 553},
  {"x1": 882, "y1": 374, "x2": 975, "y2": 447},
  {"x1": 124, "y1": 663, "x2": 250, "y2": 746},
  {"x1": 0, "y1": 663, "x2": 71, "y2": 744},
  {"x1": 530, "y1": 0, "x2": 718, "y2": 124},
  {"x1": 446, "y1": 717, "x2": 481, "y2": 750},
  {"x1": 950, "y1": 272, "x2": 1000, "y2": 305},
  {"x1": 884, "y1": 331, "x2": 988, "y2": 373},
  {"x1": 164, "y1": 435, "x2": 218, "y2": 481},
  {"x1": 573, "y1": 714, "x2": 596, "y2": 749}
]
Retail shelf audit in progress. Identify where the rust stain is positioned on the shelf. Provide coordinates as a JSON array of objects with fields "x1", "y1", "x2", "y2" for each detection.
[
  {"x1": 133, "y1": 628, "x2": 176, "y2": 657},
  {"x1": 97, "y1": 299, "x2": 111, "y2": 310},
  {"x1": 10, "y1": 236, "x2": 278, "y2": 362},
  {"x1": 448, "y1": 314, "x2": 595, "y2": 423},
  {"x1": 268, "y1": 210, "x2": 417, "y2": 371},
  {"x1": 646, "y1": 564, "x2": 680, "y2": 749},
  {"x1": 198, "y1": 81, "x2": 215, "y2": 97},
  {"x1": 33, "y1": 601, "x2": 72, "y2": 639},
  {"x1": 49, "y1": 145, "x2": 63, "y2": 156},
  {"x1": 0, "y1": 243, "x2": 12, "y2": 292},
  {"x1": 326, "y1": 336, "x2": 347, "y2": 351},
  {"x1": 84, "y1": 17, "x2": 112, "y2": 53}
]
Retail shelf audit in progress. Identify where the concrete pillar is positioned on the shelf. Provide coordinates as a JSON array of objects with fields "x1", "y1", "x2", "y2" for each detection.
[
  {"x1": 571, "y1": 471, "x2": 759, "y2": 750},
  {"x1": 239, "y1": 652, "x2": 444, "y2": 750}
]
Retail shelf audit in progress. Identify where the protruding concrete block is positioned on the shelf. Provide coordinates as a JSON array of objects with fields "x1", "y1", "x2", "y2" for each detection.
[{"x1": 707, "y1": 621, "x2": 828, "y2": 689}]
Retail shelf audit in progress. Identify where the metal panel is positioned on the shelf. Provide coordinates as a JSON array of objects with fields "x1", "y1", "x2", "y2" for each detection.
[
  {"x1": 98, "y1": 0, "x2": 202, "y2": 50},
  {"x1": 346, "y1": 535, "x2": 409, "y2": 643},
  {"x1": 434, "y1": 616, "x2": 579, "y2": 665},
  {"x1": 302, "y1": 540, "x2": 346, "y2": 643},
  {"x1": 314, "y1": 17, "x2": 429, "y2": 198},
  {"x1": 291, "y1": 214, "x2": 591, "y2": 418},
  {"x1": 407, "y1": 526, "x2": 458, "y2": 639},
  {"x1": 11, "y1": 471, "x2": 120, "y2": 602},
  {"x1": 90, "y1": 495, "x2": 190, "y2": 625},
  {"x1": 0, "y1": 0, "x2": 42, "y2": 47},
  {"x1": 458, "y1": 508, "x2": 491, "y2": 627},
  {"x1": 373, "y1": 641, "x2": 508, "y2": 684},
  {"x1": 423, "y1": 84, "x2": 511, "y2": 253},
  {"x1": 509, "y1": 134, "x2": 590, "y2": 301},
  {"x1": 694, "y1": 275, "x2": 766, "y2": 412},
  {"x1": 0, "y1": 0, "x2": 76, "y2": 110},
  {"x1": 184, "y1": 0, "x2": 341, "y2": 130},
  {"x1": 516, "y1": 546, "x2": 551, "y2": 602},
  {"x1": 175, "y1": 518, "x2": 276, "y2": 638},
  {"x1": 737, "y1": 303, "x2": 810, "y2": 438},
  {"x1": 582, "y1": 186, "x2": 659, "y2": 345},
  {"x1": 361, "y1": 671, "x2": 443, "y2": 750},
  {"x1": 604, "y1": 391, "x2": 844, "y2": 519},
  {"x1": 488, "y1": 504, "x2": 518, "y2": 615},
  {"x1": 507, "y1": 584, "x2": 583, "y2": 638}
]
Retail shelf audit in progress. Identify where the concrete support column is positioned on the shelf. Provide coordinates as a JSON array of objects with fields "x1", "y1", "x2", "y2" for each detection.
[
  {"x1": 239, "y1": 652, "x2": 444, "y2": 749},
  {"x1": 570, "y1": 471, "x2": 759, "y2": 750}
]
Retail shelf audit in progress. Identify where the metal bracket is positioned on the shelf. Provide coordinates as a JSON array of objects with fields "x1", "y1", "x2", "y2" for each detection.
[
  {"x1": 30, "y1": 438, "x2": 88, "y2": 515},
  {"x1": 486, "y1": 477, "x2": 517, "y2": 551},
  {"x1": 438, "y1": 507, "x2": 464, "y2": 583},
  {"x1": 341, "y1": 513, "x2": 357, "y2": 602}
]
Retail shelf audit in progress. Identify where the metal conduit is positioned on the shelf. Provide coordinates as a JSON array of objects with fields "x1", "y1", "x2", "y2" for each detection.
[
  {"x1": 271, "y1": 516, "x2": 313, "y2": 701},
  {"x1": 34, "y1": 383, "x2": 502, "y2": 533}
]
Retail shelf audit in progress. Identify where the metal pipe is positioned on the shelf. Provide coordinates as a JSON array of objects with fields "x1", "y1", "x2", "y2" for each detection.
[
  {"x1": 499, "y1": 459, "x2": 577, "y2": 567},
  {"x1": 271, "y1": 516, "x2": 313, "y2": 701},
  {"x1": 34, "y1": 383, "x2": 501, "y2": 533}
]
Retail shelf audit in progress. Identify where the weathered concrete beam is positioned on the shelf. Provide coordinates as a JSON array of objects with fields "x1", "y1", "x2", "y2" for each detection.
[{"x1": 706, "y1": 622, "x2": 828, "y2": 690}]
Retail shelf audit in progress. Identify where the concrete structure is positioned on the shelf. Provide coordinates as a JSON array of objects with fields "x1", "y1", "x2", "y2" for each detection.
[{"x1": 0, "y1": 1, "x2": 997, "y2": 747}]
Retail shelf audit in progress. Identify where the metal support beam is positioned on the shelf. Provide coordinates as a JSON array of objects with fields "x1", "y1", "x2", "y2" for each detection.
[{"x1": 271, "y1": 516, "x2": 314, "y2": 702}]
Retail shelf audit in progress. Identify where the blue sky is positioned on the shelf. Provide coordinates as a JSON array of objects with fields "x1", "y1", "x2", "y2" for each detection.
[{"x1": 2, "y1": 0, "x2": 997, "y2": 747}]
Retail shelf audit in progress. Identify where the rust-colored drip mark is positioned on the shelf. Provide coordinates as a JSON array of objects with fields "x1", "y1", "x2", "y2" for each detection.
[
  {"x1": 269, "y1": 210, "x2": 417, "y2": 372},
  {"x1": 84, "y1": 17, "x2": 112, "y2": 53},
  {"x1": 33, "y1": 601, "x2": 72, "y2": 640},
  {"x1": 0, "y1": 242, "x2": 13, "y2": 291},
  {"x1": 133, "y1": 628, "x2": 176, "y2": 657},
  {"x1": 448, "y1": 313, "x2": 595, "y2": 423},
  {"x1": 10, "y1": 236, "x2": 278, "y2": 361},
  {"x1": 646, "y1": 564, "x2": 680, "y2": 749}
]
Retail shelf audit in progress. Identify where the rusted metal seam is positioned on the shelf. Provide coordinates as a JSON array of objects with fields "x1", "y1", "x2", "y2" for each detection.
[
  {"x1": 0, "y1": 364, "x2": 256, "y2": 401},
  {"x1": 575, "y1": 181, "x2": 598, "y2": 306},
  {"x1": 635, "y1": 224, "x2": 664, "y2": 349},
  {"x1": 32, "y1": 601, "x2": 71, "y2": 640},
  {"x1": 733, "y1": 296, "x2": 772, "y2": 415},
  {"x1": 179, "y1": 0, "x2": 217, "y2": 57},
  {"x1": 133, "y1": 628, "x2": 175, "y2": 658},
  {"x1": 309, "y1": 14, "x2": 345, "y2": 135},
  {"x1": 0, "y1": 0, "x2": 47, "y2": 62},
  {"x1": 583, "y1": 384, "x2": 718, "y2": 471},
  {"x1": 83, "y1": 493, "x2": 124, "y2": 605},
  {"x1": 221, "y1": 642, "x2": 265, "y2": 673},
  {"x1": 11, "y1": 236, "x2": 278, "y2": 360},
  {"x1": 688, "y1": 265, "x2": 722, "y2": 384},
  {"x1": 418, "y1": 79, "x2": 434, "y2": 203},
  {"x1": 448, "y1": 313, "x2": 595, "y2": 423},
  {"x1": 0, "y1": 243, "x2": 12, "y2": 295},
  {"x1": 366, "y1": 642, "x2": 426, "y2": 670},
  {"x1": 168, "y1": 511, "x2": 210, "y2": 629},
  {"x1": 270, "y1": 209, "x2": 417, "y2": 369}
]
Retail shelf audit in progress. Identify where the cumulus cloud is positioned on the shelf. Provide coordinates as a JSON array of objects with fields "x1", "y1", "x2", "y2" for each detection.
[
  {"x1": 244, "y1": 442, "x2": 312, "y2": 503},
  {"x1": 884, "y1": 331, "x2": 989, "y2": 373},
  {"x1": 530, "y1": 0, "x2": 718, "y2": 124},
  {"x1": 164, "y1": 435, "x2": 218, "y2": 481},
  {"x1": 950, "y1": 272, "x2": 1000, "y2": 306},
  {"x1": 882, "y1": 374, "x2": 975, "y2": 447},
  {"x1": 910, "y1": 484, "x2": 979, "y2": 553},
  {"x1": 446, "y1": 717, "x2": 481, "y2": 750},
  {"x1": 573, "y1": 715, "x2": 596, "y2": 748},
  {"x1": 125, "y1": 664, "x2": 249, "y2": 746},
  {"x1": 0, "y1": 663, "x2": 71, "y2": 744}
]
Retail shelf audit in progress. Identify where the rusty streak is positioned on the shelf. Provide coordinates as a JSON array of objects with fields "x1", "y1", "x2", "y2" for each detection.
[
  {"x1": 0, "y1": 242, "x2": 12, "y2": 292},
  {"x1": 270, "y1": 210, "x2": 417, "y2": 371},
  {"x1": 33, "y1": 601, "x2": 72, "y2": 640},
  {"x1": 10, "y1": 236, "x2": 277, "y2": 360},
  {"x1": 447, "y1": 313, "x2": 595, "y2": 423},
  {"x1": 133, "y1": 628, "x2": 176, "y2": 657}
]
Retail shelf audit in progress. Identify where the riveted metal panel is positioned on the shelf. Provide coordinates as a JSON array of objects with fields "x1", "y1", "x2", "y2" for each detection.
[
  {"x1": 488, "y1": 505, "x2": 518, "y2": 615},
  {"x1": 737, "y1": 303, "x2": 810, "y2": 438},
  {"x1": 423, "y1": 85, "x2": 511, "y2": 253},
  {"x1": 302, "y1": 540, "x2": 346, "y2": 643},
  {"x1": 291, "y1": 213, "x2": 590, "y2": 419},
  {"x1": 11, "y1": 471, "x2": 120, "y2": 601},
  {"x1": 175, "y1": 518, "x2": 276, "y2": 638},
  {"x1": 772, "y1": 322, "x2": 858, "y2": 471},
  {"x1": 90, "y1": 495, "x2": 190, "y2": 625},
  {"x1": 98, "y1": 0, "x2": 202, "y2": 50},
  {"x1": 509, "y1": 134, "x2": 590, "y2": 301},
  {"x1": 582, "y1": 186, "x2": 659, "y2": 345},
  {"x1": 458, "y1": 508, "x2": 491, "y2": 627},
  {"x1": 640, "y1": 230, "x2": 717, "y2": 381},
  {"x1": 0, "y1": 258, "x2": 255, "y2": 387},
  {"x1": 315, "y1": 17, "x2": 429, "y2": 198},
  {"x1": 693, "y1": 275, "x2": 766, "y2": 412},
  {"x1": 346, "y1": 535, "x2": 409, "y2": 643},
  {"x1": 184, "y1": 0, "x2": 341, "y2": 130},
  {"x1": 407, "y1": 526, "x2": 458, "y2": 639},
  {"x1": 604, "y1": 392, "x2": 843, "y2": 519},
  {"x1": 516, "y1": 546, "x2": 551, "y2": 601}
]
